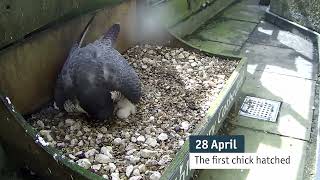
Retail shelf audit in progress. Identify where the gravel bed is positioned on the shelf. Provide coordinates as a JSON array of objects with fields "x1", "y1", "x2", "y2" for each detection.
[{"x1": 28, "y1": 44, "x2": 239, "y2": 180}]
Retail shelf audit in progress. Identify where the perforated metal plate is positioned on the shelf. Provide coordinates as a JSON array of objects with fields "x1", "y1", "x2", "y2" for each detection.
[{"x1": 239, "y1": 96, "x2": 281, "y2": 122}]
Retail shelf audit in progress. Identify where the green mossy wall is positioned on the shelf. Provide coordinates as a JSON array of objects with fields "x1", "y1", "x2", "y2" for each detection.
[{"x1": 270, "y1": 0, "x2": 320, "y2": 32}]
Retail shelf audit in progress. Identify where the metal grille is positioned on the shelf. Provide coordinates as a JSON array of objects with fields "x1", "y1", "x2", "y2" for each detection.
[{"x1": 239, "y1": 96, "x2": 281, "y2": 122}]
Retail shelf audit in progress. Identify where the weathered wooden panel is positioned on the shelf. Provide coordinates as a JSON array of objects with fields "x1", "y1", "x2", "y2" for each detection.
[
  {"x1": 0, "y1": 0, "x2": 137, "y2": 114},
  {"x1": 0, "y1": 0, "x2": 126, "y2": 49}
]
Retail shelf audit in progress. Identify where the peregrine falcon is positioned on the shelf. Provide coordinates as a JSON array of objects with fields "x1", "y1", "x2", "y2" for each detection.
[{"x1": 54, "y1": 16, "x2": 142, "y2": 120}]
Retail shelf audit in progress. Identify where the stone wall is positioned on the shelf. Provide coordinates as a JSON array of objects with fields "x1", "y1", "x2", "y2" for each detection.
[{"x1": 270, "y1": 0, "x2": 320, "y2": 33}]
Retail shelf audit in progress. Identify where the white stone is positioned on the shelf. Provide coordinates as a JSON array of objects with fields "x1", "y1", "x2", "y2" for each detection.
[
  {"x1": 83, "y1": 126, "x2": 91, "y2": 132},
  {"x1": 131, "y1": 137, "x2": 137, "y2": 142},
  {"x1": 113, "y1": 138, "x2": 122, "y2": 145},
  {"x1": 111, "y1": 172, "x2": 120, "y2": 180},
  {"x1": 95, "y1": 154, "x2": 111, "y2": 164},
  {"x1": 126, "y1": 149, "x2": 137, "y2": 155},
  {"x1": 100, "y1": 126, "x2": 108, "y2": 133},
  {"x1": 78, "y1": 140, "x2": 84, "y2": 146},
  {"x1": 70, "y1": 139, "x2": 78, "y2": 146},
  {"x1": 91, "y1": 164, "x2": 102, "y2": 171},
  {"x1": 140, "y1": 149, "x2": 157, "y2": 158},
  {"x1": 125, "y1": 155, "x2": 141, "y2": 164},
  {"x1": 108, "y1": 163, "x2": 117, "y2": 172},
  {"x1": 84, "y1": 149, "x2": 98, "y2": 158},
  {"x1": 178, "y1": 140, "x2": 185, "y2": 147},
  {"x1": 124, "y1": 132, "x2": 131, "y2": 139},
  {"x1": 188, "y1": 55, "x2": 196, "y2": 60},
  {"x1": 138, "y1": 164, "x2": 146, "y2": 172},
  {"x1": 129, "y1": 176, "x2": 142, "y2": 180},
  {"x1": 145, "y1": 137, "x2": 158, "y2": 147},
  {"x1": 64, "y1": 134, "x2": 70, "y2": 141},
  {"x1": 157, "y1": 133, "x2": 168, "y2": 141},
  {"x1": 132, "y1": 169, "x2": 140, "y2": 176},
  {"x1": 65, "y1": 119, "x2": 75, "y2": 126},
  {"x1": 97, "y1": 133, "x2": 104, "y2": 139},
  {"x1": 70, "y1": 122, "x2": 81, "y2": 131},
  {"x1": 181, "y1": 121, "x2": 190, "y2": 131},
  {"x1": 137, "y1": 135, "x2": 145, "y2": 142},
  {"x1": 57, "y1": 142, "x2": 65, "y2": 148},
  {"x1": 100, "y1": 146, "x2": 110, "y2": 154},
  {"x1": 76, "y1": 159, "x2": 91, "y2": 169},
  {"x1": 178, "y1": 53, "x2": 185, "y2": 59},
  {"x1": 126, "y1": 165, "x2": 134, "y2": 177},
  {"x1": 150, "y1": 171, "x2": 161, "y2": 180},
  {"x1": 158, "y1": 155, "x2": 172, "y2": 165},
  {"x1": 102, "y1": 174, "x2": 109, "y2": 179},
  {"x1": 68, "y1": 154, "x2": 76, "y2": 160},
  {"x1": 101, "y1": 147, "x2": 113, "y2": 158},
  {"x1": 76, "y1": 131, "x2": 83, "y2": 137},
  {"x1": 40, "y1": 130, "x2": 53, "y2": 142},
  {"x1": 191, "y1": 62, "x2": 198, "y2": 67}
]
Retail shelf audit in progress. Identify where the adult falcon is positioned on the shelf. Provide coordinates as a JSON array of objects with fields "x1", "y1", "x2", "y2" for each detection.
[{"x1": 54, "y1": 16, "x2": 142, "y2": 120}]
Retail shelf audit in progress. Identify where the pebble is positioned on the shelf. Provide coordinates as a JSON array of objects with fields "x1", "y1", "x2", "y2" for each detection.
[
  {"x1": 111, "y1": 172, "x2": 120, "y2": 180},
  {"x1": 131, "y1": 137, "x2": 137, "y2": 142},
  {"x1": 78, "y1": 140, "x2": 84, "y2": 146},
  {"x1": 113, "y1": 138, "x2": 122, "y2": 145},
  {"x1": 126, "y1": 155, "x2": 140, "y2": 164},
  {"x1": 57, "y1": 142, "x2": 65, "y2": 148},
  {"x1": 150, "y1": 171, "x2": 161, "y2": 180},
  {"x1": 36, "y1": 120, "x2": 45, "y2": 129},
  {"x1": 70, "y1": 122, "x2": 81, "y2": 131},
  {"x1": 129, "y1": 176, "x2": 142, "y2": 180},
  {"x1": 181, "y1": 121, "x2": 190, "y2": 131},
  {"x1": 138, "y1": 164, "x2": 146, "y2": 173},
  {"x1": 97, "y1": 133, "x2": 103, "y2": 139},
  {"x1": 157, "y1": 133, "x2": 168, "y2": 141},
  {"x1": 141, "y1": 64, "x2": 148, "y2": 69},
  {"x1": 125, "y1": 165, "x2": 134, "y2": 177},
  {"x1": 108, "y1": 163, "x2": 117, "y2": 172},
  {"x1": 83, "y1": 126, "x2": 91, "y2": 132},
  {"x1": 178, "y1": 53, "x2": 185, "y2": 59},
  {"x1": 136, "y1": 135, "x2": 145, "y2": 142},
  {"x1": 100, "y1": 127, "x2": 108, "y2": 133},
  {"x1": 132, "y1": 169, "x2": 140, "y2": 176},
  {"x1": 158, "y1": 155, "x2": 172, "y2": 166},
  {"x1": 145, "y1": 137, "x2": 158, "y2": 147},
  {"x1": 126, "y1": 149, "x2": 137, "y2": 155},
  {"x1": 102, "y1": 175, "x2": 109, "y2": 179},
  {"x1": 124, "y1": 132, "x2": 131, "y2": 139},
  {"x1": 91, "y1": 164, "x2": 102, "y2": 171},
  {"x1": 191, "y1": 62, "x2": 198, "y2": 67},
  {"x1": 39, "y1": 130, "x2": 53, "y2": 142},
  {"x1": 188, "y1": 55, "x2": 196, "y2": 60},
  {"x1": 65, "y1": 119, "x2": 75, "y2": 126},
  {"x1": 95, "y1": 154, "x2": 111, "y2": 164},
  {"x1": 76, "y1": 159, "x2": 91, "y2": 169},
  {"x1": 140, "y1": 149, "x2": 157, "y2": 158},
  {"x1": 68, "y1": 154, "x2": 76, "y2": 160},
  {"x1": 85, "y1": 149, "x2": 98, "y2": 158},
  {"x1": 178, "y1": 140, "x2": 185, "y2": 147},
  {"x1": 70, "y1": 139, "x2": 78, "y2": 147},
  {"x1": 76, "y1": 131, "x2": 83, "y2": 137},
  {"x1": 101, "y1": 146, "x2": 110, "y2": 154}
]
